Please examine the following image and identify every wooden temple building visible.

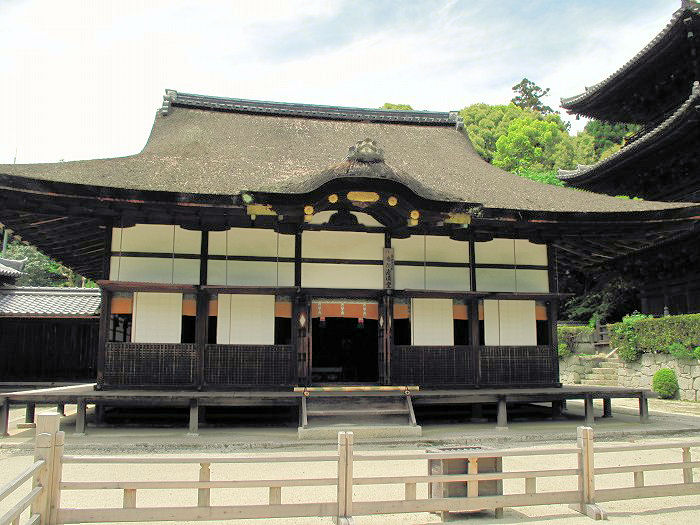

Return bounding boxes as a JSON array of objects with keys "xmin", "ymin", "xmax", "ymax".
[
  {"xmin": 0, "ymin": 89, "xmax": 698, "ymax": 434},
  {"xmin": 559, "ymin": 0, "xmax": 700, "ymax": 315}
]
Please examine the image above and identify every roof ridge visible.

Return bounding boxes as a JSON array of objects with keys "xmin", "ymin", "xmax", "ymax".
[
  {"xmin": 162, "ymin": 90, "xmax": 463, "ymax": 127},
  {"xmin": 561, "ymin": 2, "xmax": 699, "ymax": 110},
  {"xmin": 558, "ymin": 81, "xmax": 700, "ymax": 182},
  {"xmin": 0, "ymin": 286, "xmax": 101, "ymax": 293}
]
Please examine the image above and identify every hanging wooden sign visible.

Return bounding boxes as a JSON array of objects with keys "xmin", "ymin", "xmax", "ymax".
[{"xmin": 383, "ymin": 247, "xmax": 395, "ymax": 290}]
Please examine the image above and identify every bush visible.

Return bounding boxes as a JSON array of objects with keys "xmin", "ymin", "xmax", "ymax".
[
  {"xmin": 557, "ymin": 325, "xmax": 594, "ymax": 358},
  {"xmin": 694, "ymin": 347, "xmax": 700, "ymax": 360},
  {"xmin": 609, "ymin": 313, "xmax": 700, "ymax": 362},
  {"xmin": 652, "ymin": 368, "xmax": 679, "ymax": 399},
  {"xmin": 558, "ymin": 342, "xmax": 571, "ymax": 358},
  {"xmin": 668, "ymin": 342, "xmax": 694, "ymax": 360}
]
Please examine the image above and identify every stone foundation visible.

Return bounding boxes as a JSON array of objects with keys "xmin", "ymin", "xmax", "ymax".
[{"xmin": 616, "ymin": 354, "xmax": 700, "ymax": 401}]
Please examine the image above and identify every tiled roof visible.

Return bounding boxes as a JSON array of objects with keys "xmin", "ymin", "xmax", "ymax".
[
  {"xmin": 0, "ymin": 286, "xmax": 101, "ymax": 317},
  {"xmin": 557, "ymin": 82, "xmax": 700, "ymax": 191},
  {"xmin": 561, "ymin": 2, "xmax": 700, "ymax": 113},
  {"xmin": 0, "ymin": 262, "xmax": 22, "ymax": 278}
]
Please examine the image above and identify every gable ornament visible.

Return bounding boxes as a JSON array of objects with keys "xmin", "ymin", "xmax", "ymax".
[{"xmin": 347, "ymin": 138, "xmax": 384, "ymax": 163}]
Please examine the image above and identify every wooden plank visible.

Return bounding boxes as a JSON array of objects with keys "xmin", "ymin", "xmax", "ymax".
[
  {"xmin": 467, "ymin": 458, "xmax": 479, "ymax": 498},
  {"xmin": 0, "ymin": 461, "xmax": 45, "ymax": 502},
  {"xmin": 594, "ymin": 441, "xmax": 700, "ymax": 453},
  {"xmin": 525, "ymin": 477, "xmax": 537, "ymax": 495},
  {"xmin": 633, "ymin": 471, "xmax": 644, "ymax": 488},
  {"xmin": 596, "ymin": 460, "xmax": 700, "ymax": 475},
  {"xmin": 404, "ymin": 482, "xmax": 416, "ymax": 501},
  {"xmin": 595, "ymin": 482, "xmax": 700, "ymax": 502},
  {"xmin": 355, "ymin": 446, "xmax": 580, "ymax": 461},
  {"xmin": 62, "ymin": 454, "xmax": 339, "ymax": 464},
  {"xmin": 352, "ymin": 490, "xmax": 581, "ymax": 515},
  {"xmin": 198, "ymin": 463, "xmax": 210, "ymax": 507},
  {"xmin": 57, "ymin": 501, "xmax": 339, "ymax": 523},
  {"xmin": 61, "ymin": 478, "xmax": 338, "ymax": 490},
  {"xmin": 0, "ymin": 486, "xmax": 43, "ymax": 525},
  {"xmin": 122, "ymin": 489, "xmax": 136, "ymax": 509},
  {"xmin": 682, "ymin": 447, "xmax": 693, "ymax": 484},
  {"xmin": 269, "ymin": 486, "xmax": 281, "ymax": 505}
]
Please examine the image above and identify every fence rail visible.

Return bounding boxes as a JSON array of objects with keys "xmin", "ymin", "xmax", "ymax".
[{"xmin": 4, "ymin": 412, "xmax": 700, "ymax": 524}]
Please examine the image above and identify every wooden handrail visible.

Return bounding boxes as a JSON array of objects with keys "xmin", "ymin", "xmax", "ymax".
[
  {"xmin": 354, "ymin": 446, "xmax": 580, "ymax": 461},
  {"xmin": 595, "ymin": 460, "xmax": 700, "ymax": 475},
  {"xmin": 0, "ymin": 486, "xmax": 43, "ymax": 525},
  {"xmin": 594, "ymin": 441, "xmax": 700, "ymax": 453},
  {"xmin": 61, "ymin": 478, "xmax": 338, "ymax": 490},
  {"xmin": 62, "ymin": 454, "xmax": 338, "ymax": 464},
  {"xmin": 0, "ymin": 460, "xmax": 45, "ymax": 502},
  {"xmin": 353, "ymin": 468, "xmax": 580, "ymax": 486}
]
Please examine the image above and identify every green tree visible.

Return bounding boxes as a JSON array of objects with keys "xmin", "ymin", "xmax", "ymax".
[
  {"xmin": 381, "ymin": 103, "xmax": 413, "ymax": 110},
  {"xmin": 493, "ymin": 117, "xmax": 565, "ymax": 171},
  {"xmin": 510, "ymin": 78, "xmax": 554, "ymax": 115},
  {"xmin": 583, "ymin": 120, "xmax": 641, "ymax": 154},
  {"xmin": 2, "ymin": 240, "xmax": 92, "ymax": 287}
]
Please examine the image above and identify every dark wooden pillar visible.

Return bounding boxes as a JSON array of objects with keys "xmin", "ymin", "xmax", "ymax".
[
  {"xmin": 293, "ymin": 294, "xmax": 311, "ymax": 386},
  {"xmin": 75, "ymin": 398, "xmax": 87, "ymax": 435},
  {"xmin": 196, "ymin": 231, "xmax": 209, "ymax": 390},
  {"xmin": 496, "ymin": 397, "xmax": 508, "ymax": 429},
  {"xmin": 294, "ymin": 231, "xmax": 302, "ymax": 287},
  {"xmin": 468, "ymin": 299, "xmax": 480, "ymax": 386},
  {"xmin": 639, "ymin": 392, "xmax": 649, "ymax": 423},
  {"xmin": 547, "ymin": 244, "xmax": 560, "ymax": 387},
  {"xmin": 584, "ymin": 395, "xmax": 594, "ymax": 426},
  {"xmin": 25, "ymin": 403, "xmax": 35, "ymax": 424},
  {"xmin": 602, "ymin": 398, "xmax": 612, "ymax": 418},
  {"xmin": 379, "ymin": 293, "xmax": 393, "ymax": 385},
  {"xmin": 188, "ymin": 398, "xmax": 199, "ymax": 435},
  {"xmin": 96, "ymin": 288, "xmax": 112, "ymax": 390},
  {"xmin": 0, "ymin": 397, "xmax": 9, "ymax": 436}
]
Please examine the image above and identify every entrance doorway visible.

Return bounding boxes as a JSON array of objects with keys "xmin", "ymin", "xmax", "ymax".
[{"xmin": 310, "ymin": 301, "xmax": 379, "ymax": 383}]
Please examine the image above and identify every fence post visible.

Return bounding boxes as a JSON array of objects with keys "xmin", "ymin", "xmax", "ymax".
[
  {"xmin": 569, "ymin": 426, "xmax": 606, "ymax": 520},
  {"xmin": 198, "ymin": 462, "xmax": 211, "ymax": 507},
  {"xmin": 336, "ymin": 431, "xmax": 354, "ymax": 525},
  {"xmin": 31, "ymin": 412, "xmax": 62, "ymax": 525}
]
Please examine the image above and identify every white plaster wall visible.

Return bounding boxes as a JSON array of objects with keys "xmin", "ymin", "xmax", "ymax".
[
  {"xmin": 109, "ymin": 257, "xmax": 199, "ymax": 284},
  {"xmin": 301, "ymin": 263, "xmax": 382, "ymax": 289},
  {"xmin": 111, "ymin": 225, "xmax": 201, "ymax": 254},
  {"xmin": 394, "ymin": 266, "xmax": 425, "ymax": 289},
  {"xmin": 426, "ymin": 266, "xmax": 470, "ymax": 291},
  {"xmin": 411, "ymin": 298, "xmax": 454, "ymax": 345},
  {"xmin": 392, "ymin": 236, "xmax": 425, "ymax": 262},
  {"xmin": 217, "ymin": 294, "xmax": 274, "ymax": 344},
  {"xmin": 515, "ymin": 240, "xmax": 547, "ymax": 265},
  {"xmin": 475, "ymin": 239, "xmax": 516, "ymax": 264},
  {"xmin": 393, "ymin": 235, "xmax": 469, "ymax": 263},
  {"xmin": 207, "ymin": 260, "xmax": 293, "ymax": 286},
  {"xmin": 302, "ymin": 231, "xmax": 383, "ymax": 260},
  {"xmin": 132, "ymin": 292, "xmax": 182, "ymax": 343},
  {"xmin": 209, "ymin": 228, "xmax": 294, "ymax": 257},
  {"xmin": 308, "ymin": 211, "xmax": 382, "ymax": 227},
  {"xmin": 515, "ymin": 269, "xmax": 549, "ymax": 293},
  {"xmin": 476, "ymin": 268, "xmax": 516, "ymax": 292}
]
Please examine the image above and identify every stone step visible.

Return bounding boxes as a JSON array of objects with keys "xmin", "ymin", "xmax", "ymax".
[
  {"xmin": 585, "ymin": 372, "xmax": 618, "ymax": 381},
  {"xmin": 594, "ymin": 366, "xmax": 619, "ymax": 373},
  {"xmin": 579, "ymin": 379, "xmax": 618, "ymax": 387}
]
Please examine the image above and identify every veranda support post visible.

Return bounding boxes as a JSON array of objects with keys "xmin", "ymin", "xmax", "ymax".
[{"xmin": 570, "ymin": 426, "xmax": 607, "ymax": 520}]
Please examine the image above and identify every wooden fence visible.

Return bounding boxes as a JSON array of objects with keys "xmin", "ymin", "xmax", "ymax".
[{"xmin": 2, "ymin": 413, "xmax": 699, "ymax": 524}]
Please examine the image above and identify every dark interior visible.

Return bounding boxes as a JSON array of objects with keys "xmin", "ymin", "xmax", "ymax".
[{"xmin": 311, "ymin": 317, "xmax": 378, "ymax": 383}]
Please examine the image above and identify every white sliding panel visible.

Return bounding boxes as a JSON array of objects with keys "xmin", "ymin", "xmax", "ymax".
[
  {"xmin": 483, "ymin": 299, "xmax": 501, "ymax": 346},
  {"xmin": 411, "ymin": 298, "xmax": 453, "ymax": 346},
  {"xmin": 476, "ymin": 268, "xmax": 516, "ymax": 292},
  {"xmin": 499, "ymin": 300, "xmax": 537, "ymax": 345},
  {"xmin": 209, "ymin": 228, "xmax": 294, "ymax": 257},
  {"xmin": 515, "ymin": 269, "xmax": 549, "ymax": 293},
  {"xmin": 475, "ymin": 239, "xmax": 515, "ymax": 264},
  {"xmin": 514, "ymin": 240, "xmax": 547, "ymax": 265},
  {"xmin": 132, "ymin": 292, "xmax": 182, "ymax": 343},
  {"xmin": 482, "ymin": 299, "xmax": 537, "ymax": 346},
  {"xmin": 217, "ymin": 294, "xmax": 274, "ymax": 345},
  {"xmin": 301, "ymin": 264, "xmax": 382, "ymax": 289}
]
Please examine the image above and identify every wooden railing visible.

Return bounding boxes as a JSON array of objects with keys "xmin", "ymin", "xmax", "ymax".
[
  {"xmin": 11, "ymin": 413, "xmax": 700, "ymax": 524},
  {"xmin": 104, "ymin": 342, "xmax": 198, "ymax": 387},
  {"xmin": 0, "ymin": 416, "xmax": 63, "ymax": 525},
  {"xmin": 204, "ymin": 344, "xmax": 296, "ymax": 387}
]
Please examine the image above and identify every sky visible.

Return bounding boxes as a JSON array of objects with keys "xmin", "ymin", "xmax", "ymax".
[{"xmin": 0, "ymin": 0, "xmax": 677, "ymax": 164}]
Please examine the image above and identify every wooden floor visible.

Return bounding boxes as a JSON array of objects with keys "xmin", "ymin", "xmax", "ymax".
[{"xmin": 0, "ymin": 384, "xmax": 651, "ymax": 436}]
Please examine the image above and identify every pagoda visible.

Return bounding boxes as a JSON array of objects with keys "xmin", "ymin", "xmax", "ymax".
[{"xmin": 559, "ymin": 0, "xmax": 700, "ymax": 315}]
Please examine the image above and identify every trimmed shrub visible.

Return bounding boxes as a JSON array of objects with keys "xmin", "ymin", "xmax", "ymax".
[
  {"xmin": 609, "ymin": 313, "xmax": 700, "ymax": 362},
  {"xmin": 557, "ymin": 325, "xmax": 594, "ymax": 358},
  {"xmin": 668, "ymin": 342, "xmax": 694, "ymax": 360},
  {"xmin": 694, "ymin": 347, "xmax": 700, "ymax": 360},
  {"xmin": 557, "ymin": 342, "xmax": 571, "ymax": 358},
  {"xmin": 652, "ymin": 368, "xmax": 679, "ymax": 399}
]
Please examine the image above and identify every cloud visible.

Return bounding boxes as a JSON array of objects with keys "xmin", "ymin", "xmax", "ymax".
[{"xmin": 0, "ymin": 0, "xmax": 678, "ymax": 162}]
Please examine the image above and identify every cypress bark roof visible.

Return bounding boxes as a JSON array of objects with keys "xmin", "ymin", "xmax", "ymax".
[
  {"xmin": 557, "ymin": 82, "xmax": 700, "ymax": 200},
  {"xmin": 561, "ymin": 1, "xmax": 700, "ymax": 123},
  {"xmin": 0, "ymin": 90, "xmax": 694, "ymax": 214}
]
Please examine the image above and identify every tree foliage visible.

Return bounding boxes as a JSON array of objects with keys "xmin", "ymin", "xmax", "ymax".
[
  {"xmin": 381, "ymin": 102, "xmax": 413, "ymax": 110},
  {"xmin": 510, "ymin": 78, "xmax": 554, "ymax": 115},
  {"xmin": 583, "ymin": 120, "xmax": 640, "ymax": 155},
  {"xmin": 2, "ymin": 240, "xmax": 94, "ymax": 287}
]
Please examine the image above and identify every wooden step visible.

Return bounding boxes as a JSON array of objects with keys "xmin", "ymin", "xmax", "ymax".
[{"xmin": 307, "ymin": 408, "xmax": 408, "ymax": 417}]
